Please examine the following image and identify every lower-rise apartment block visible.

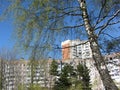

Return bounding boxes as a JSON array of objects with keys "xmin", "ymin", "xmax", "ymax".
[
  {"xmin": 105, "ymin": 53, "xmax": 120, "ymax": 88},
  {"xmin": 0, "ymin": 59, "xmax": 52, "ymax": 90}
]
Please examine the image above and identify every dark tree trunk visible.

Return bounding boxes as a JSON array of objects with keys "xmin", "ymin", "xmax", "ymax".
[{"xmin": 78, "ymin": 0, "xmax": 119, "ymax": 90}]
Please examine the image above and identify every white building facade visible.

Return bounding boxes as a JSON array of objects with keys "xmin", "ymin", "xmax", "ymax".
[{"xmin": 105, "ymin": 53, "xmax": 120, "ymax": 88}]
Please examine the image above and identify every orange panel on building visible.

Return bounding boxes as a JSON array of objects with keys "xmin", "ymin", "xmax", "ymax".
[{"xmin": 62, "ymin": 43, "xmax": 70, "ymax": 61}]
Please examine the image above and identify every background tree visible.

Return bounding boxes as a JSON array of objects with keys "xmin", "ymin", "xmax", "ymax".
[
  {"xmin": 49, "ymin": 59, "xmax": 58, "ymax": 89},
  {"xmin": 50, "ymin": 60, "xmax": 58, "ymax": 76},
  {"xmin": 18, "ymin": 84, "xmax": 27, "ymax": 90},
  {"xmin": 106, "ymin": 37, "xmax": 120, "ymax": 53},
  {"xmin": 53, "ymin": 63, "xmax": 91, "ymax": 90},
  {"xmin": 76, "ymin": 63, "xmax": 91, "ymax": 90},
  {"xmin": 54, "ymin": 64, "xmax": 73, "ymax": 90},
  {"xmin": 99, "ymin": 36, "xmax": 120, "ymax": 54},
  {"xmin": 28, "ymin": 84, "xmax": 48, "ymax": 90},
  {"xmin": 2, "ymin": 0, "xmax": 120, "ymax": 89}
]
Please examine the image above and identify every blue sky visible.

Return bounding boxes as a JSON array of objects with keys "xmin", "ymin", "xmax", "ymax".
[
  {"xmin": 0, "ymin": 18, "xmax": 119, "ymax": 51},
  {"xmin": 0, "ymin": 19, "xmax": 14, "ymax": 49},
  {"xmin": 0, "ymin": 0, "xmax": 14, "ymax": 49}
]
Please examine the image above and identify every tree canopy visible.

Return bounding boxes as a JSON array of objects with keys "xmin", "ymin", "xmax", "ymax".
[
  {"xmin": 50, "ymin": 60, "xmax": 58, "ymax": 76},
  {"xmin": 3, "ymin": 0, "xmax": 119, "ymax": 58},
  {"xmin": 2, "ymin": 0, "xmax": 120, "ymax": 89}
]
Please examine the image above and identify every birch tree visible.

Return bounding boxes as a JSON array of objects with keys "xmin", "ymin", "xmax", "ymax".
[
  {"xmin": 2, "ymin": 0, "xmax": 120, "ymax": 90},
  {"xmin": 78, "ymin": 0, "xmax": 119, "ymax": 90}
]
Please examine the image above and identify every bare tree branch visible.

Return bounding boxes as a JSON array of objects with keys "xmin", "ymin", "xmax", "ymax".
[
  {"xmin": 96, "ymin": 9, "xmax": 120, "ymax": 36},
  {"xmin": 100, "ymin": 32, "xmax": 115, "ymax": 39},
  {"xmin": 95, "ymin": 0, "xmax": 107, "ymax": 27},
  {"xmin": 108, "ymin": 20, "xmax": 120, "ymax": 25},
  {"xmin": 54, "ymin": 41, "xmax": 89, "ymax": 49},
  {"xmin": 50, "ymin": 24, "xmax": 84, "ymax": 31},
  {"xmin": 49, "ymin": 9, "xmax": 82, "ymax": 20}
]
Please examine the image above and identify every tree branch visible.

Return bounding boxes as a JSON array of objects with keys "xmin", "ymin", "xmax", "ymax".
[
  {"xmin": 95, "ymin": 0, "xmax": 107, "ymax": 27},
  {"xmin": 50, "ymin": 24, "xmax": 84, "ymax": 31},
  {"xmin": 54, "ymin": 41, "xmax": 89, "ymax": 49},
  {"xmin": 49, "ymin": 9, "xmax": 82, "ymax": 20},
  {"xmin": 108, "ymin": 20, "xmax": 120, "ymax": 25},
  {"xmin": 100, "ymin": 32, "xmax": 115, "ymax": 39},
  {"xmin": 96, "ymin": 9, "xmax": 120, "ymax": 36}
]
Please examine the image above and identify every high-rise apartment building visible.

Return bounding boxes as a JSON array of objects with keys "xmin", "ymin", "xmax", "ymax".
[{"xmin": 61, "ymin": 39, "xmax": 92, "ymax": 61}]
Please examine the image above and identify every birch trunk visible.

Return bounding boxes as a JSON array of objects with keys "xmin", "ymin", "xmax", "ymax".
[{"xmin": 78, "ymin": 0, "xmax": 119, "ymax": 90}]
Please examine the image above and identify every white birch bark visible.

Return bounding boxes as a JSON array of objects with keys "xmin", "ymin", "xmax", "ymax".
[{"xmin": 78, "ymin": 0, "xmax": 119, "ymax": 90}]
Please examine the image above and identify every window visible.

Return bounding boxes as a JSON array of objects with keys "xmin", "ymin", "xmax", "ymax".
[
  {"xmin": 115, "ymin": 73, "xmax": 119, "ymax": 76},
  {"xmin": 110, "ymin": 57, "xmax": 113, "ymax": 60},
  {"xmin": 86, "ymin": 52, "xmax": 90, "ymax": 56}
]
